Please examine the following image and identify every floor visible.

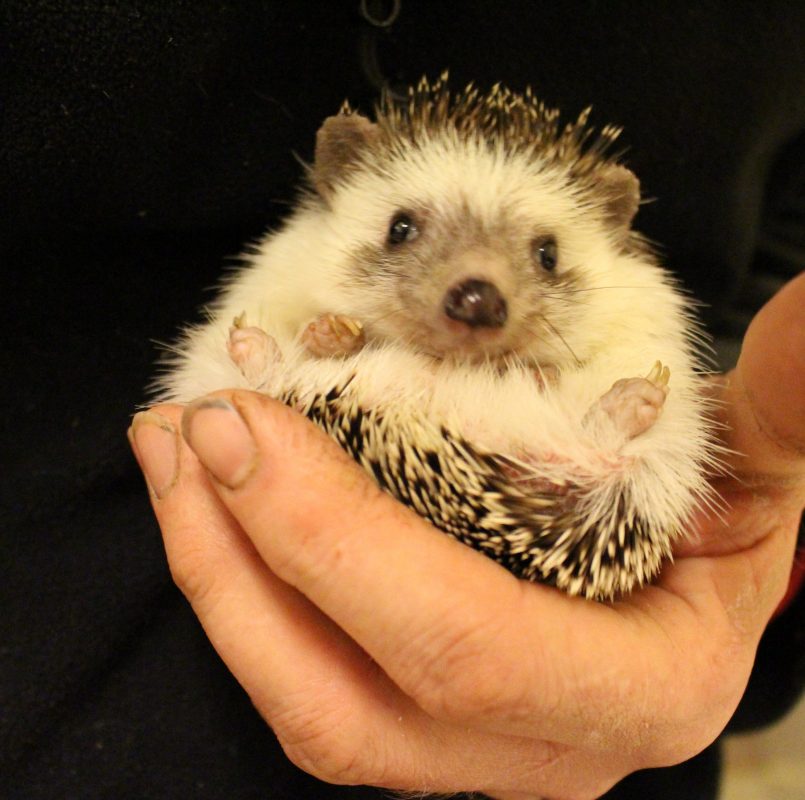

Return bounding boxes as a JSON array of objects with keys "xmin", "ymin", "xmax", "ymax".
[{"xmin": 721, "ymin": 695, "xmax": 805, "ymax": 799}]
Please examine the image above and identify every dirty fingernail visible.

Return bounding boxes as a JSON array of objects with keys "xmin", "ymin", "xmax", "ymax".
[
  {"xmin": 130, "ymin": 411, "xmax": 179, "ymax": 499},
  {"xmin": 182, "ymin": 397, "xmax": 257, "ymax": 489}
]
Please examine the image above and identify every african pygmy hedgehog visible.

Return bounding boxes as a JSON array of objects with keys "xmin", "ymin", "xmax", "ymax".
[{"xmin": 156, "ymin": 74, "xmax": 720, "ymax": 600}]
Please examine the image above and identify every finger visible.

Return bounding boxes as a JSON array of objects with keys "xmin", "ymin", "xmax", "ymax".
[
  {"xmin": 129, "ymin": 407, "xmax": 588, "ymax": 794},
  {"xmin": 130, "ymin": 407, "xmax": 381, "ymax": 714},
  {"xmin": 178, "ymin": 391, "xmax": 715, "ymax": 752},
  {"xmin": 660, "ymin": 276, "xmax": 805, "ymax": 696},
  {"xmin": 675, "ymin": 274, "xmax": 805, "ymax": 583},
  {"xmin": 719, "ymin": 272, "xmax": 805, "ymax": 490},
  {"xmin": 128, "ymin": 408, "xmax": 640, "ymax": 796}
]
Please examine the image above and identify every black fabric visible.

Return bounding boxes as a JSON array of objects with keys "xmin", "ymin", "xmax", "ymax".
[{"xmin": 2, "ymin": 3, "xmax": 804, "ymax": 799}]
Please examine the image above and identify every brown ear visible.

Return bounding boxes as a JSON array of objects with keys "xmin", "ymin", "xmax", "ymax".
[
  {"xmin": 597, "ymin": 164, "xmax": 641, "ymax": 234},
  {"xmin": 312, "ymin": 113, "xmax": 379, "ymax": 201}
]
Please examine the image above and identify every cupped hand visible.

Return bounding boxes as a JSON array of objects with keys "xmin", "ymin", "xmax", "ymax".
[{"xmin": 129, "ymin": 274, "xmax": 805, "ymax": 800}]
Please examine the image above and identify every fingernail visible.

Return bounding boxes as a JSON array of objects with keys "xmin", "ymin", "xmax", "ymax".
[
  {"xmin": 182, "ymin": 397, "xmax": 257, "ymax": 489},
  {"xmin": 130, "ymin": 411, "xmax": 179, "ymax": 499}
]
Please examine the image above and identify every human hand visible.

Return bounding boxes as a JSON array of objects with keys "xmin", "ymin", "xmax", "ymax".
[{"xmin": 129, "ymin": 274, "xmax": 805, "ymax": 799}]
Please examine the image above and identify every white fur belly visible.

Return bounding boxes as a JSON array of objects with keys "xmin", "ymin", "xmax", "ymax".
[{"xmin": 155, "ymin": 304, "xmax": 717, "ymax": 600}]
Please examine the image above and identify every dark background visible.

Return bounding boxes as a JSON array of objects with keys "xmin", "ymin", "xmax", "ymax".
[{"xmin": 2, "ymin": 3, "xmax": 804, "ymax": 799}]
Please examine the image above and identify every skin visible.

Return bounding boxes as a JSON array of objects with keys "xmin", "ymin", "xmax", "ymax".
[{"xmin": 129, "ymin": 273, "xmax": 805, "ymax": 800}]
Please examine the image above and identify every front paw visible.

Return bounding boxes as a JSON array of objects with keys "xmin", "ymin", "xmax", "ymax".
[
  {"xmin": 301, "ymin": 313, "xmax": 365, "ymax": 358},
  {"xmin": 590, "ymin": 361, "xmax": 671, "ymax": 440},
  {"xmin": 227, "ymin": 313, "xmax": 281, "ymax": 388}
]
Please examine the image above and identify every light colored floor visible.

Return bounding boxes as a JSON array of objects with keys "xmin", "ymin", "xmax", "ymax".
[{"xmin": 720, "ymin": 695, "xmax": 805, "ymax": 799}]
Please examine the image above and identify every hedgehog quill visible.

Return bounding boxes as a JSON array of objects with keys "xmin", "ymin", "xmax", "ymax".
[{"xmin": 156, "ymin": 75, "xmax": 721, "ymax": 601}]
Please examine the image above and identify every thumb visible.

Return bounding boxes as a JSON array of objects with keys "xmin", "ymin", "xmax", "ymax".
[{"xmin": 720, "ymin": 272, "xmax": 805, "ymax": 493}]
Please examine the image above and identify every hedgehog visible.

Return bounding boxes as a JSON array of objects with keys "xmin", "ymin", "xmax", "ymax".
[{"xmin": 155, "ymin": 74, "xmax": 720, "ymax": 601}]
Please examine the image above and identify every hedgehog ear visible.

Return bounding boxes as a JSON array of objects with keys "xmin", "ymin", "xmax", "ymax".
[
  {"xmin": 312, "ymin": 113, "xmax": 379, "ymax": 202},
  {"xmin": 597, "ymin": 164, "xmax": 641, "ymax": 235}
]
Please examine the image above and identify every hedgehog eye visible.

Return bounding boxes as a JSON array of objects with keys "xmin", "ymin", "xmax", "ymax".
[
  {"xmin": 532, "ymin": 236, "xmax": 558, "ymax": 271},
  {"xmin": 388, "ymin": 213, "xmax": 419, "ymax": 245}
]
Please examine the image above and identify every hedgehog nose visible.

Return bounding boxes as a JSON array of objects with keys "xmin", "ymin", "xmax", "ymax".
[{"xmin": 443, "ymin": 279, "xmax": 508, "ymax": 328}]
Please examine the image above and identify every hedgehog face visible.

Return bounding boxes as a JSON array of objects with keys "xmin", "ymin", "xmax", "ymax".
[
  {"xmin": 321, "ymin": 135, "xmax": 634, "ymax": 370},
  {"xmin": 310, "ymin": 83, "xmax": 644, "ymax": 370}
]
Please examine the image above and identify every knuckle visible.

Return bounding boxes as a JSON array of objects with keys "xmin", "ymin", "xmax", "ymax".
[
  {"xmin": 623, "ymin": 646, "xmax": 741, "ymax": 767},
  {"xmin": 280, "ymin": 737, "xmax": 365, "ymax": 786},
  {"xmin": 655, "ymin": 739, "xmax": 709, "ymax": 768},
  {"xmin": 165, "ymin": 527, "xmax": 220, "ymax": 607},
  {"xmin": 517, "ymin": 750, "xmax": 630, "ymax": 800},
  {"xmin": 689, "ymin": 603, "xmax": 754, "ymax": 712},
  {"xmin": 404, "ymin": 612, "xmax": 526, "ymax": 724},
  {"xmin": 273, "ymin": 700, "xmax": 386, "ymax": 786},
  {"xmin": 634, "ymin": 729, "xmax": 712, "ymax": 770}
]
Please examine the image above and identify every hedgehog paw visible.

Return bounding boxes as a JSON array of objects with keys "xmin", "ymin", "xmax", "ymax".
[
  {"xmin": 302, "ymin": 313, "xmax": 365, "ymax": 358},
  {"xmin": 227, "ymin": 313, "xmax": 281, "ymax": 388},
  {"xmin": 592, "ymin": 362, "xmax": 670, "ymax": 439}
]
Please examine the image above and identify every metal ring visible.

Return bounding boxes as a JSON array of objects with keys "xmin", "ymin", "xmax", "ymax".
[{"xmin": 359, "ymin": 0, "xmax": 401, "ymax": 28}]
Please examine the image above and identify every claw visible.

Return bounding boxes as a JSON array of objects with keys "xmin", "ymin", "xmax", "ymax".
[
  {"xmin": 232, "ymin": 311, "xmax": 247, "ymax": 330},
  {"xmin": 302, "ymin": 312, "xmax": 366, "ymax": 358},
  {"xmin": 326, "ymin": 315, "xmax": 362, "ymax": 338},
  {"xmin": 645, "ymin": 360, "xmax": 663, "ymax": 383},
  {"xmin": 645, "ymin": 360, "xmax": 671, "ymax": 388},
  {"xmin": 341, "ymin": 317, "xmax": 363, "ymax": 337}
]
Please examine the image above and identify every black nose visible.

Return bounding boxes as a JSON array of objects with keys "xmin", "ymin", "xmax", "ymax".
[{"xmin": 443, "ymin": 279, "xmax": 508, "ymax": 328}]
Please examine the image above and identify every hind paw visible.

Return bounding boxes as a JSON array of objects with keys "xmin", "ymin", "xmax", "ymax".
[{"xmin": 227, "ymin": 313, "xmax": 281, "ymax": 388}]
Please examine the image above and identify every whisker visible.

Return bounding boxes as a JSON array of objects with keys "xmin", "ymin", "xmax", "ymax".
[
  {"xmin": 537, "ymin": 293, "xmax": 587, "ymax": 306},
  {"xmin": 362, "ymin": 306, "xmax": 408, "ymax": 327},
  {"xmin": 539, "ymin": 314, "xmax": 583, "ymax": 368},
  {"xmin": 557, "ymin": 284, "xmax": 661, "ymax": 295}
]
